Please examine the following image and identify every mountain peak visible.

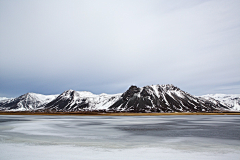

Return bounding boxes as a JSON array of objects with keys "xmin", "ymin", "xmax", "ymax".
[{"xmin": 122, "ymin": 85, "xmax": 141, "ymax": 100}]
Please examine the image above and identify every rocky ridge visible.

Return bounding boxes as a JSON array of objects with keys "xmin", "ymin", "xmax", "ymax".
[{"xmin": 0, "ymin": 84, "xmax": 238, "ymax": 112}]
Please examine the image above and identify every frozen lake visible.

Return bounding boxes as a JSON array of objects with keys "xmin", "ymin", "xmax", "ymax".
[{"xmin": 0, "ymin": 115, "xmax": 240, "ymax": 160}]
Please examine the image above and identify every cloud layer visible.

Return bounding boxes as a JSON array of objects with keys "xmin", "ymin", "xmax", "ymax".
[{"xmin": 0, "ymin": 0, "xmax": 240, "ymax": 97}]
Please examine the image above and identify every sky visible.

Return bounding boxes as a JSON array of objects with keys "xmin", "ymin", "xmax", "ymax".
[{"xmin": 0, "ymin": 0, "xmax": 240, "ymax": 98}]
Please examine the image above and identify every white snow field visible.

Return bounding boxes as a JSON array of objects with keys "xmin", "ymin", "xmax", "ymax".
[
  {"xmin": 201, "ymin": 94, "xmax": 240, "ymax": 111},
  {"xmin": 0, "ymin": 115, "xmax": 240, "ymax": 160}
]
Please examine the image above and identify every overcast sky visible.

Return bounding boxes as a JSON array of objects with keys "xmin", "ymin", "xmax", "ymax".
[{"xmin": 0, "ymin": 0, "xmax": 240, "ymax": 98}]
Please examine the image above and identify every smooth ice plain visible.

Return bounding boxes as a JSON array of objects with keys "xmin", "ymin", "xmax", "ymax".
[{"xmin": 0, "ymin": 115, "xmax": 240, "ymax": 160}]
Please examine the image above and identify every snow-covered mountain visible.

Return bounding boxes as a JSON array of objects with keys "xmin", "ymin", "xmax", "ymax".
[
  {"xmin": 200, "ymin": 94, "xmax": 240, "ymax": 111},
  {"xmin": 109, "ymin": 84, "xmax": 228, "ymax": 112},
  {"xmin": 0, "ymin": 93, "xmax": 58, "ymax": 111},
  {"xmin": 0, "ymin": 84, "xmax": 237, "ymax": 112},
  {"xmin": 43, "ymin": 89, "xmax": 121, "ymax": 112}
]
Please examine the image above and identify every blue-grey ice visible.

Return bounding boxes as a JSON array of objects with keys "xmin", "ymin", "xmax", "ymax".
[{"xmin": 0, "ymin": 115, "xmax": 240, "ymax": 160}]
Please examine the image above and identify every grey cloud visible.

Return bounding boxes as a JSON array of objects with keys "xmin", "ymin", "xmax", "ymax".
[{"xmin": 0, "ymin": 0, "xmax": 239, "ymax": 97}]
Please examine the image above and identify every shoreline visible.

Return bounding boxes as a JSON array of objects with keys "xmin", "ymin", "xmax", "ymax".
[{"xmin": 0, "ymin": 111, "xmax": 240, "ymax": 116}]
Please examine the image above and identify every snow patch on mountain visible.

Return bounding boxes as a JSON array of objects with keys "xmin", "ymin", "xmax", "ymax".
[
  {"xmin": 200, "ymin": 94, "xmax": 240, "ymax": 111},
  {"xmin": 0, "ymin": 93, "xmax": 59, "ymax": 111},
  {"xmin": 0, "ymin": 97, "xmax": 9, "ymax": 101},
  {"xmin": 0, "ymin": 97, "xmax": 13, "ymax": 102}
]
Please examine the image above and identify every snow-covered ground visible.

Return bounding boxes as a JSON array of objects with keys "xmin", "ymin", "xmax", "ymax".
[{"xmin": 0, "ymin": 115, "xmax": 240, "ymax": 160}]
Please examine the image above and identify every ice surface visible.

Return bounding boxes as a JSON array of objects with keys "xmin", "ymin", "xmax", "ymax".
[
  {"xmin": 1, "ymin": 143, "xmax": 239, "ymax": 160},
  {"xmin": 0, "ymin": 115, "xmax": 240, "ymax": 160}
]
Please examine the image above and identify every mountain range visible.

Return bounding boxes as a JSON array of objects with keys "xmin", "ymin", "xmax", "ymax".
[{"xmin": 0, "ymin": 84, "xmax": 239, "ymax": 112}]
